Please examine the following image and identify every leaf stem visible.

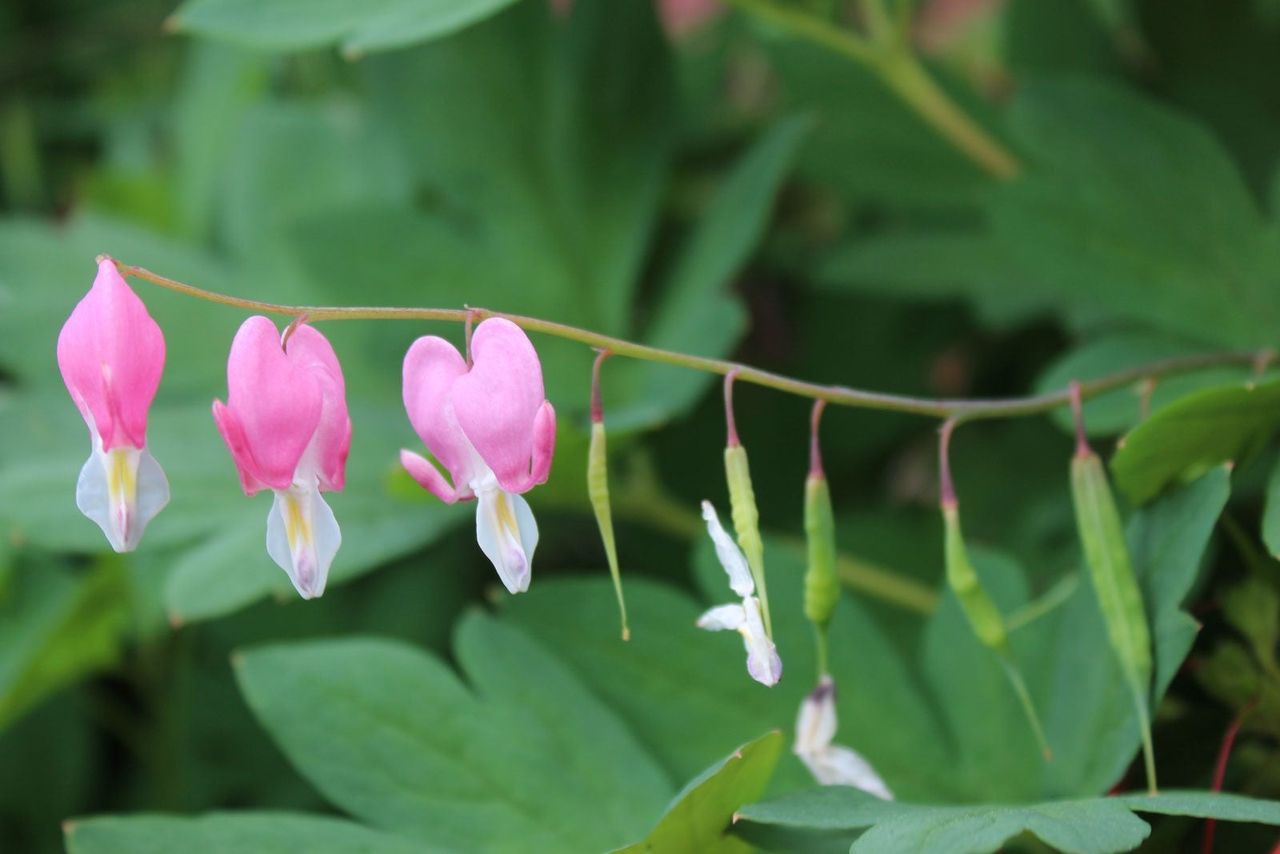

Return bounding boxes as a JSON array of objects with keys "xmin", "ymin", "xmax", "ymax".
[
  {"xmin": 724, "ymin": 0, "xmax": 1020, "ymax": 179},
  {"xmin": 108, "ymin": 257, "xmax": 1262, "ymax": 423}
]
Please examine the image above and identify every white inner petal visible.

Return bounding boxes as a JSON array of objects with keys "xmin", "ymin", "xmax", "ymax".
[
  {"xmin": 475, "ymin": 482, "xmax": 538, "ymax": 594},
  {"xmin": 740, "ymin": 596, "xmax": 782, "ymax": 686},
  {"xmin": 266, "ymin": 482, "xmax": 340, "ymax": 599},
  {"xmin": 75, "ymin": 443, "xmax": 169, "ymax": 553},
  {"xmin": 700, "ymin": 501, "xmax": 754, "ymax": 597}
]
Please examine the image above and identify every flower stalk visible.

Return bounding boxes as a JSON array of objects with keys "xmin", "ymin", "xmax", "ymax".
[{"xmin": 105, "ymin": 256, "xmax": 1262, "ymax": 424}]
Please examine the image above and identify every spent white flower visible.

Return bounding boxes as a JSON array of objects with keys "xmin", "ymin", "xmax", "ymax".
[
  {"xmin": 794, "ymin": 674, "xmax": 892, "ymax": 799},
  {"xmin": 696, "ymin": 500, "xmax": 782, "ymax": 686}
]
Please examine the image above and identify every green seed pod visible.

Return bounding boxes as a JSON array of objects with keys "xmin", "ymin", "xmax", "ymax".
[
  {"xmin": 943, "ymin": 502, "xmax": 1008, "ymax": 652},
  {"xmin": 804, "ymin": 472, "xmax": 839, "ymax": 630},
  {"xmin": 1071, "ymin": 445, "xmax": 1156, "ymax": 792},
  {"xmin": 588, "ymin": 352, "xmax": 628, "ymax": 641},
  {"xmin": 943, "ymin": 498, "xmax": 1051, "ymax": 760},
  {"xmin": 725, "ymin": 443, "xmax": 771, "ymax": 635}
]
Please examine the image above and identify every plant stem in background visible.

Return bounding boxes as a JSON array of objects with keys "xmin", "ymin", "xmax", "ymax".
[{"xmin": 724, "ymin": 0, "xmax": 1020, "ymax": 179}]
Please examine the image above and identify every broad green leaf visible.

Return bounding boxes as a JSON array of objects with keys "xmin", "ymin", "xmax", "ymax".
[
  {"xmin": 503, "ymin": 547, "xmax": 949, "ymax": 800},
  {"xmin": 817, "ymin": 230, "xmax": 1054, "ymax": 329},
  {"xmin": 735, "ymin": 787, "xmax": 1280, "ymax": 854},
  {"xmin": 218, "ymin": 101, "xmax": 412, "ymax": 257},
  {"xmin": 170, "ymin": 42, "xmax": 269, "ymax": 242},
  {"xmin": 1110, "ymin": 379, "xmax": 1280, "ymax": 504},
  {"xmin": 235, "ymin": 615, "xmax": 672, "ymax": 851},
  {"xmin": 0, "ymin": 558, "xmax": 130, "ymax": 729},
  {"xmin": 1035, "ymin": 333, "xmax": 1253, "ymax": 437},
  {"xmin": 65, "ymin": 812, "xmax": 428, "ymax": 854},
  {"xmin": 615, "ymin": 731, "xmax": 783, "ymax": 854},
  {"xmin": 1128, "ymin": 467, "xmax": 1231, "ymax": 703},
  {"xmin": 610, "ymin": 116, "xmax": 810, "ymax": 431},
  {"xmin": 171, "ymin": 0, "xmax": 520, "ymax": 55},
  {"xmin": 1263, "ymin": 456, "xmax": 1280, "ymax": 558},
  {"xmin": 767, "ymin": 38, "xmax": 993, "ymax": 208},
  {"xmin": 989, "ymin": 78, "xmax": 1280, "ymax": 349}
]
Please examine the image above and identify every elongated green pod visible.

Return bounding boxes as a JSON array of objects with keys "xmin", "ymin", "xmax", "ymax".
[
  {"xmin": 586, "ymin": 351, "xmax": 628, "ymax": 639},
  {"xmin": 725, "ymin": 443, "xmax": 771, "ymax": 635},
  {"xmin": 588, "ymin": 420, "xmax": 629, "ymax": 640},
  {"xmin": 943, "ymin": 502, "xmax": 1008, "ymax": 652},
  {"xmin": 804, "ymin": 474, "xmax": 839, "ymax": 630},
  {"xmin": 940, "ymin": 420, "xmax": 1050, "ymax": 759},
  {"xmin": 1071, "ymin": 445, "xmax": 1156, "ymax": 792}
]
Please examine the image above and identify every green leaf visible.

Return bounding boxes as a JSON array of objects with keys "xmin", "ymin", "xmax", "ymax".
[
  {"xmin": 989, "ymin": 78, "xmax": 1280, "ymax": 349},
  {"xmin": 0, "ymin": 558, "xmax": 131, "ymax": 729},
  {"xmin": 171, "ymin": 0, "xmax": 521, "ymax": 55},
  {"xmin": 217, "ymin": 101, "xmax": 412, "ymax": 257},
  {"xmin": 503, "ymin": 556, "xmax": 949, "ymax": 800},
  {"xmin": 1262, "ymin": 456, "xmax": 1280, "ymax": 559},
  {"xmin": 611, "ymin": 116, "xmax": 810, "ymax": 430},
  {"xmin": 817, "ymin": 230, "xmax": 1054, "ymax": 330},
  {"xmin": 615, "ymin": 732, "xmax": 783, "ymax": 854},
  {"xmin": 735, "ymin": 788, "xmax": 1280, "ymax": 854},
  {"xmin": 767, "ymin": 39, "xmax": 992, "ymax": 208},
  {"xmin": 235, "ymin": 615, "xmax": 672, "ymax": 851},
  {"xmin": 1128, "ymin": 467, "xmax": 1231, "ymax": 703},
  {"xmin": 1035, "ymin": 332, "xmax": 1253, "ymax": 437},
  {"xmin": 65, "ymin": 812, "xmax": 429, "ymax": 854},
  {"xmin": 1110, "ymin": 379, "xmax": 1280, "ymax": 504}
]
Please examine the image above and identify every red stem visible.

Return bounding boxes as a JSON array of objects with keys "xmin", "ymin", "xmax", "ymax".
[
  {"xmin": 724, "ymin": 370, "xmax": 741, "ymax": 447},
  {"xmin": 590, "ymin": 349, "xmax": 609, "ymax": 424},
  {"xmin": 938, "ymin": 417, "xmax": 958, "ymax": 509},
  {"xmin": 809, "ymin": 399, "xmax": 827, "ymax": 479},
  {"xmin": 1203, "ymin": 698, "xmax": 1258, "ymax": 854},
  {"xmin": 1068, "ymin": 381, "xmax": 1090, "ymax": 458}
]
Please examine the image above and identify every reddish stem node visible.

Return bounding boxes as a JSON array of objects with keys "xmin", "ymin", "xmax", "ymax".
[
  {"xmin": 809, "ymin": 400, "xmax": 827, "ymax": 479},
  {"xmin": 464, "ymin": 309, "xmax": 476, "ymax": 367},
  {"xmin": 1203, "ymin": 698, "xmax": 1259, "ymax": 854},
  {"xmin": 724, "ymin": 369, "xmax": 741, "ymax": 447},
  {"xmin": 590, "ymin": 349, "xmax": 610, "ymax": 424},
  {"xmin": 1068, "ymin": 381, "xmax": 1091, "ymax": 458},
  {"xmin": 280, "ymin": 312, "xmax": 309, "ymax": 352},
  {"xmin": 938, "ymin": 417, "xmax": 958, "ymax": 509}
]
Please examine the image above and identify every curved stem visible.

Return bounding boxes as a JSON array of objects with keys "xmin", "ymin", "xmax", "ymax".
[
  {"xmin": 110, "ymin": 256, "xmax": 1262, "ymax": 423},
  {"xmin": 723, "ymin": 0, "xmax": 1020, "ymax": 179}
]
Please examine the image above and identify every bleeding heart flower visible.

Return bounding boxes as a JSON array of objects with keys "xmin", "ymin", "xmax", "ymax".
[
  {"xmin": 697, "ymin": 500, "xmax": 782, "ymax": 686},
  {"xmin": 212, "ymin": 316, "xmax": 351, "ymax": 599},
  {"xmin": 56, "ymin": 258, "xmax": 170, "ymax": 552},
  {"xmin": 400, "ymin": 318, "xmax": 556, "ymax": 594},
  {"xmin": 794, "ymin": 674, "xmax": 893, "ymax": 799}
]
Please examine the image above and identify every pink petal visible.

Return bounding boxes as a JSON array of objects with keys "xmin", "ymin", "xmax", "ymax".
[
  {"xmin": 212, "ymin": 400, "xmax": 266, "ymax": 494},
  {"xmin": 399, "ymin": 449, "xmax": 465, "ymax": 504},
  {"xmin": 56, "ymin": 259, "xmax": 165, "ymax": 450},
  {"xmin": 402, "ymin": 335, "xmax": 474, "ymax": 492},
  {"xmin": 285, "ymin": 325, "xmax": 351, "ymax": 491},
  {"xmin": 215, "ymin": 316, "xmax": 322, "ymax": 492},
  {"xmin": 452, "ymin": 319, "xmax": 548, "ymax": 494}
]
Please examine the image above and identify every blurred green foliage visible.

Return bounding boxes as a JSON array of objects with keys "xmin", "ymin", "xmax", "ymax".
[{"xmin": 4, "ymin": 0, "xmax": 1280, "ymax": 851}]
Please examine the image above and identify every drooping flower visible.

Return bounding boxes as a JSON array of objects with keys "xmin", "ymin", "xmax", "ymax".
[
  {"xmin": 212, "ymin": 316, "xmax": 351, "ymax": 599},
  {"xmin": 794, "ymin": 674, "xmax": 893, "ymax": 799},
  {"xmin": 400, "ymin": 318, "xmax": 556, "ymax": 594},
  {"xmin": 696, "ymin": 500, "xmax": 782, "ymax": 686},
  {"xmin": 56, "ymin": 257, "xmax": 170, "ymax": 552}
]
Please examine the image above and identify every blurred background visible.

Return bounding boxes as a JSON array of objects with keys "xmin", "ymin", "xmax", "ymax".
[{"xmin": 3, "ymin": 0, "xmax": 1280, "ymax": 851}]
